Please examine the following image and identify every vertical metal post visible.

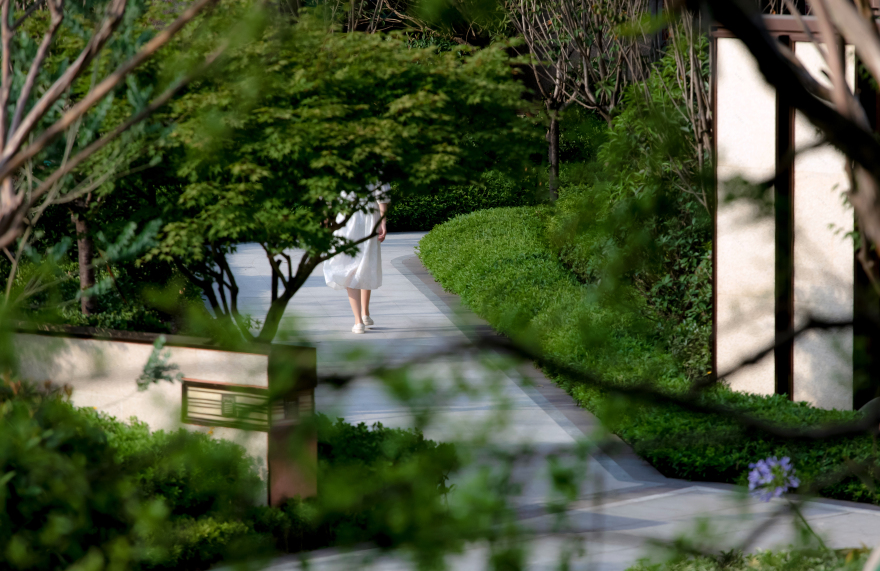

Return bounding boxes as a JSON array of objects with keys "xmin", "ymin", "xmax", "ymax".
[
  {"xmin": 774, "ymin": 35, "xmax": 795, "ymax": 399},
  {"xmin": 267, "ymin": 344, "xmax": 318, "ymax": 505}
]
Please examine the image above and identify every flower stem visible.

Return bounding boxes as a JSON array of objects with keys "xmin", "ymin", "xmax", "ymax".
[{"xmin": 789, "ymin": 500, "xmax": 827, "ymax": 551}]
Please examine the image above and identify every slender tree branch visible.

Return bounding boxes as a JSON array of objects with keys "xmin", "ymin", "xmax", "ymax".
[
  {"xmin": 0, "ymin": 37, "xmax": 228, "ymax": 250},
  {"xmin": 2, "ymin": 0, "xmax": 129, "ymax": 161},
  {"xmin": 0, "ymin": 0, "xmax": 12, "ymax": 149},
  {"xmin": 10, "ymin": 0, "xmax": 64, "ymax": 135}
]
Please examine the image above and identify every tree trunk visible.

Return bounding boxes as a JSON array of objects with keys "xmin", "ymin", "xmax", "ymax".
[
  {"xmin": 648, "ymin": 0, "xmax": 666, "ymax": 63},
  {"xmin": 70, "ymin": 201, "xmax": 97, "ymax": 315},
  {"xmin": 547, "ymin": 112, "xmax": 560, "ymax": 200},
  {"xmin": 257, "ymin": 257, "xmax": 320, "ymax": 343}
]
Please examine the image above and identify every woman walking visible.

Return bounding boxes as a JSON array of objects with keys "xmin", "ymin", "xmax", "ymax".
[{"xmin": 323, "ymin": 183, "xmax": 390, "ymax": 334}]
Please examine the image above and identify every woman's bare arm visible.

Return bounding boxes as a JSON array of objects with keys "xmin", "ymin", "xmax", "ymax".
[{"xmin": 378, "ymin": 202, "xmax": 388, "ymax": 242}]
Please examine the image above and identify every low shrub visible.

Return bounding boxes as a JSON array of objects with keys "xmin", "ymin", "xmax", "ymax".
[
  {"xmin": 314, "ymin": 415, "xmax": 459, "ymax": 553},
  {"xmin": 547, "ymin": 46, "xmax": 713, "ymax": 380},
  {"xmin": 0, "ymin": 376, "xmax": 460, "ymax": 570},
  {"xmin": 420, "ymin": 207, "xmax": 678, "ymax": 389},
  {"xmin": 86, "ymin": 412, "xmax": 264, "ymax": 519},
  {"xmin": 0, "ymin": 381, "xmax": 166, "ymax": 571},
  {"xmin": 419, "ymin": 207, "xmax": 879, "ymax": 505}
]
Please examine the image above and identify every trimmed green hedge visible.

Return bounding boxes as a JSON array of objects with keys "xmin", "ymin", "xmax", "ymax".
[{"xmin": 419, "ymin": 206, "xmax": 879, "ymax": 504}]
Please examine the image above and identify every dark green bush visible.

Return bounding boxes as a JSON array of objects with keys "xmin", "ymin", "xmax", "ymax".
[
  {"xmin": 314, "ymin": 415, "xmax": 459, "ymax": 554},
  {"xmin": 86, "ymin": 413, "xmax": 264, "ymax": 519},
  {"xmin": 4, "ymin": 256, "xmax": 185, "ymax": 334},
  {"xmin": 388, "ymin": 169, "xmax": 542, "ymax": 232},
  {"xmin": 0, "ymin": 381, "xmax": 165, "ymax": 571},
  {"xmin": 140, "ymin": 516, "xmax": 261, "ymax": 571},
  {"xmin": 387, "ymin": 106, "xmax": 607, "ymax": 233},
  {"xmin": 419, "ymin": 206, "xmax": 880, "ymax": 505},
  {"xmin": 0, "ymin": 374, "xmax": 461, "ymax": 570},
  {"xmin": 558, "ymin": 106, "xmax": 608, "ymax": 164},
  {"xmin": 548, "ymin": 46, "xmax": 713, "ymax": 380}
]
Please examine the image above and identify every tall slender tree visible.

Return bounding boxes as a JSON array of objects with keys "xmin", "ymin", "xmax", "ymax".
[{"xmin": 506, "ymin": 0, "xmax": 651, "ymax": 198}]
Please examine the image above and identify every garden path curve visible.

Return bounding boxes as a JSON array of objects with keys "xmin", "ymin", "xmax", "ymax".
[{"xmin": 222, "ymin": 232, "xmax": 880, "ymax": 571}]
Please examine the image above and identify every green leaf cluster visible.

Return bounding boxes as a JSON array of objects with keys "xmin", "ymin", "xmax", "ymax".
[
  {"xmin": 0, "ymin": 380, "xmax": 166, "ymax": 570},
  {"xmin": 547, "ymin": 42, "xmax": 713, "ymax": 379},
  {"xmin": 151, "ymin": 8, "xmax": 537, "ymax": 265}
]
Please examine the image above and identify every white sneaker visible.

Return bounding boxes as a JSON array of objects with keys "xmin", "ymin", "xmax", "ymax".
[
  {"xmin": 351, "ymin": 323, "xmax": 365, "ymax": 334},
  {"xmin": 362, "ymin": 315, "xmax": 374, "ymax": 326}
]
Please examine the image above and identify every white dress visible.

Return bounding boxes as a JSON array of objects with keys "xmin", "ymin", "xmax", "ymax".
[{"xmin": 323, "ymin": 184, "xmax": 390, "ymax": 291}]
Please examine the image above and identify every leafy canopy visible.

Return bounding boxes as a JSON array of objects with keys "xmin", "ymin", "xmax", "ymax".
[{"xmin": 152, "ymin": 9, "xmax": 536, "ymax": 264}]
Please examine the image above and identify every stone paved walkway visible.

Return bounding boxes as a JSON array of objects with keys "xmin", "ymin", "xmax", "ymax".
[{"xmin": 222, "ymin": 233, "xmax": 880, "ymax": 571}]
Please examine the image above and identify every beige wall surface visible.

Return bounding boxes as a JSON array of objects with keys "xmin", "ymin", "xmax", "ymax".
[
  {"xmin": 715, "ymin": 37, "xmax": 856, "ymax": 410},
  {"xmin": 716, "ymin": 37, "xmax": 777, "ymax": 396},
  {"xmin": 13, "ymin": 333, "xmax": 270, "ymax": 495},
  {"xmin": 791, "ymin": 42, "xmax": 855, "ymax": 410}
]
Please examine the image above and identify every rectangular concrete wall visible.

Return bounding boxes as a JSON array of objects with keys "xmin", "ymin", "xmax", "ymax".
[
  {"xmin": 715, "ymin": 36, "xmax": 777, "ymax": 396},
  {"xmin": 13, "ymin": 333, "xmax": 271, "ymax": 494}
]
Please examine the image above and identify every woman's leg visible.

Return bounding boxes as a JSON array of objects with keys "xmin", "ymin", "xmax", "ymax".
[
  {"xmin": 346, "ymin": 288, "xmax": 363, "ymax": 324},
  {"xmin": 361, "ymin": 289, "xmax": 371, "ymax": 316}
]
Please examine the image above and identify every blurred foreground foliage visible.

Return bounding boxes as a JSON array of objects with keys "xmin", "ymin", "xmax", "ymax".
[{"xmin": 0, "ymin": 375, "xmax": 466, "ymax": 570}]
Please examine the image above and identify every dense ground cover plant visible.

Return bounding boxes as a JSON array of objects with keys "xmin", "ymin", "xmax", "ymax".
[
  {"xmin": 419, "ymin": 207, "xmax": 879, "ymax": 505},
  {"xmin": 626, "ymin": 548, "xmax": 869, "ymax": 571}
]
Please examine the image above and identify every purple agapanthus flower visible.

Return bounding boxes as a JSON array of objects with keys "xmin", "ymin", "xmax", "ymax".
[{"xmin": 747, "ymin": 456, "xmax": 801, "ymax": 502}]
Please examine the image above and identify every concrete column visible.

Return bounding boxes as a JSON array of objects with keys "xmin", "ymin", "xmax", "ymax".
[{"xmin": 715, "ymin": 37, "xmax": 778, "ymax": 396}]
